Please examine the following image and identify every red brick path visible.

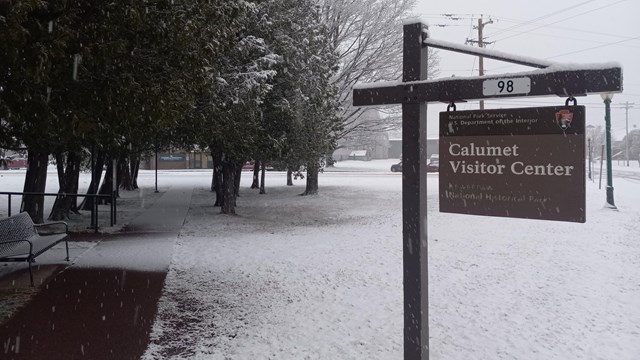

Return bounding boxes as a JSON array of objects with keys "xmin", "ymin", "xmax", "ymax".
[{"xmin": 1, "ymin": 267, "xmax": 166, "ymax": 360}]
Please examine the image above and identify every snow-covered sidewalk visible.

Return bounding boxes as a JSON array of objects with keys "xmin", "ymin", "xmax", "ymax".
[{"xmin": 1, "ymin": 184, "xmax": 196, "ymax": 360}]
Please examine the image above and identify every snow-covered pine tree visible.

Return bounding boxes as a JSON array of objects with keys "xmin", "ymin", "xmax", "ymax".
[
  {"xmin": 256, "ymin": 0, "xmax": 340, "ymax": 195},
  {"xmin": 0, "ymin": 0, "xmax": 74, "ymax": 222},
  {"xmin": 183, "ymin": 0, "xmax": 277, "ymax": 214}
]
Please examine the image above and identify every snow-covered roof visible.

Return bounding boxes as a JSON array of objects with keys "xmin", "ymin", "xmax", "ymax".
[{"xmin": 401, "ymin": 17, "xmax": 430, "ymax": 26}]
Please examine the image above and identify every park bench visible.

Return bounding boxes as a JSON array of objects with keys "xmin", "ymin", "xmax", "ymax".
[{"xmin": 0, "ymin": 212, "xmax": 69, "ymax": 286}]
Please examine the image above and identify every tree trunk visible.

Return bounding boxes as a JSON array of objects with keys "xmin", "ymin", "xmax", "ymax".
[
  {"xmin": 234, "ymin": 163, "xmax": 242, "ymax": 198},
  {"xmin": 302, "ymin": 162, "xmax": 319, "ymax": 195},
  {"xmin": 49, "ymin": 151, "xmax": 82, "ymax": 220},
  {"xmin": 48, "ymin": 152, "xmax": 68, "ymax": 221},
  {"xmin": 118, "ymin": 154, "xmax": 135, "ymax": 191},
  {"xmin": 20, "ymin": 150, "xmax": 49, "ymax": 223},
  {"xmin": 251, "ymin": 162, "xmax": 259, "ymax": 189},
  {"xmin": 220, "ymin": 161, "xmax": 237, "ymax": 214},
  {"xmin": 287, "ymin": 169, "xmax": 294, "ymax": 186},
  {"xmin": 97, "ymin": 161, "xmax": 114, "ymax": 204},
  {"xmin": 80, "ymin": 149, "xmax": 104, "ymax": 211},
  {"xmin": 67, "ymin": 151, "xmax": 82, "ymax": 214},
  {"xmin": 212, "ymin": 151, "xmax": 223, "ymax": 207},
  {"xmin": 55, "ymin": 152, "xmax": 65, "ymax": 188},
  {"xmin": 211, "ymin": 166, "xmax": 216, "ymax": 192},
  {"xmin": 130, "ymin": 156, "xmax": 140, "ymax": 189},
  {"xmin": 214, "ymin": 166, "xmax": 223, "ymax": 207},
  {"xmin": 259, "ymin": 161, "xmax": 266, "ymax": 194}
]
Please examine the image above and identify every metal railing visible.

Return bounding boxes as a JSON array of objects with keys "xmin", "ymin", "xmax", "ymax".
[{"xmin": 0, "ymin": 191, "xmax": 117, "ymax": 233}]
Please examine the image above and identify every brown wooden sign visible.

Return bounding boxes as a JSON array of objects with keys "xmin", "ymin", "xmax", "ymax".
[{"xmin": 439, "ymin": 106, "xmax": 586, "ymax": 223}]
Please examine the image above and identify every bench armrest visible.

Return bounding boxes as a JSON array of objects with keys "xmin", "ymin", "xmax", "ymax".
[{"xmin": 34, "ymin": 221, "xmax": 68, "ymax": 235}]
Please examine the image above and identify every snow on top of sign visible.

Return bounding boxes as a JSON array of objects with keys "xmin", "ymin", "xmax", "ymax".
[
  {"xmin": 353, "ymin": 80, "xmax": 401, "ymax": 90},
  {"xmin": 352, "ymin": 62, "xmax": 622, "ymax": 90},
  {"xmin": 401, "ymin": 16, "xmax": 430, "ymax": 26},
  {"xmin": 428, "ymin": 61, "xmax": 623, "ymax": 83},
  {"xmin": 424, "ymin": 38, "xmax": 556, "ymax": 68},
  {"xmin": 537, "ymin": 61, "xmax": 623, "ymax": 71}
]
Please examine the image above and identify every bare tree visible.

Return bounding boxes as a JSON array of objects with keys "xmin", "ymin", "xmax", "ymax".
[{"xmin": 320, "ymin": 0, "xmax": 440, "ymax": 139}]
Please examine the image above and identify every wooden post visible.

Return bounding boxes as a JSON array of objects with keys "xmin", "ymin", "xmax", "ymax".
[{"xmin": 402, "ymin": 22, "xmax": 430, "ymax": 360}]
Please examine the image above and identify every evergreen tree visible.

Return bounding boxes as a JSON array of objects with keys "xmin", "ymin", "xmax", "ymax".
[
  {"xmin": 0, "ymin": 0, "xmax": 73, "ymax": 222},
  {"xmin": 261, "ymin": 0, "xmax": 340, "ymax": 195},
  {"xmin": 183, "ymin": 0, "xmax": 276, "ymax": 214}
]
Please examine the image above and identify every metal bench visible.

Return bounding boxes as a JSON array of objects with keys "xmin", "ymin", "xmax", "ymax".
[{"xmin": 0, "ymin": 212, "xmax": 70, "ymax": 286}]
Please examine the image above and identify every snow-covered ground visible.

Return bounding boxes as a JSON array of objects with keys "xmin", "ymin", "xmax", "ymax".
[
  {"xmin": 145, "ymin": 160, "xmax": 639, "ymax": 360},
  {"xmin": 1, "ymin": 160, "xmax": 639, "ymax": 359}
]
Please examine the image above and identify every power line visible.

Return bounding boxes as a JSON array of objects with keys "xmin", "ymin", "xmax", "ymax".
[
  {"xmin": 420, "ymin": 9, "xmax": 636, "ymax": 43},
  {"xmin": 493, "ymin": 17, "xmax": 640, "ymax": 42},
  {"xmin": 490, "ymin": 0, "xmax": 630, "ymax": 43},
  {"xmin": 548, "ymin": 36, "xmax": 640, "ymax": 59},
  {"xmin": 484, "ymin": 26, "xmax": 640, "ymax": 49},
  {"xmin": 484, "ymin": 33, "xmax": 639, "ymax": 73},
  {"xmin": 487, "ymin": 0, "xmax": 598, "ymax": 38}
]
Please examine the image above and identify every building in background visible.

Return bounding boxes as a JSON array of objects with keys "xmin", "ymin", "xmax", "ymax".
[
  {"xmin": 333, "ymin": 111, "xmax": 392, "ymax": 161},
  {"xmin": 387, "ymin": 131, "xmax": 439, "ymax": 160},
  {"xmin": 142, "ymin": 151, "xmax": 213, "ymax": 170}
]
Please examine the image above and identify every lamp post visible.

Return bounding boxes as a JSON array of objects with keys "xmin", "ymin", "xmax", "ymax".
[
  {"xmin": 624, "ymin": 101, "xmax": 634, "ymax": 167},
  {"xmin": 586, "ymin": 124, "xmax": 595, "ymax": 182},
  {"xmin": 601, "ymin": 93, "xmax": 616, "ymax": 209},
  {"xmin": 588, "ymin": 137, "xmax": 592, "ymax": 180},
  {"xmin": 154, "ymin": 148, "xmax": 159, "ymax": 193}
]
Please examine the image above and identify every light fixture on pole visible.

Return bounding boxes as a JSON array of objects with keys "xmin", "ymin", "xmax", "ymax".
[
  {"xmin": 600, "ymin": 92, "xmax": 616, "ymax": 209},
  {"xmin": 588, "ymin": 137, "xmax": 592, "ymax": 180},
  {"xmin": 155, "ymin": 148, "xmax": 159, "ymax": 193},
  {"xmin": 586, "ymin": 125, "xmax": 595, "ymax": 181}
]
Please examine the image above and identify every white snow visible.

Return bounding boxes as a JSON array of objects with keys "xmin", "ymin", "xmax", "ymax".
[
  {"xmin": 354, "ymin": 62, "xmax": 622, "ymax": 91},
  {"xmin": 352, "ymin": 80, "xmax": 401, "ymax": 90},
  {"xmin": 2, "ymin": 161, "xmax": 639, "ymax": 359},
  {"xmin": 423, "ymin": 38, "xmax": 556, "ymax": 68},
  {"xmin": 143, "ymin": 161, "xmax": 638, "ymax": 360},
  {"xmin": 402, "ymin": 17, "xmax": 430, "ymax": 26}
]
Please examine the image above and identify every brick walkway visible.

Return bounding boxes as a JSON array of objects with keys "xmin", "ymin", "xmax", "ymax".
[{"xmin": 0, "ymin": 186, "xmax": 193, "ymax": 360}]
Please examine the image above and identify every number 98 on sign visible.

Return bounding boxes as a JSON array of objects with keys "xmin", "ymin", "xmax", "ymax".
[{"xmin": 483, "ymin": 77, "xmax": 531, "ymax": 96}]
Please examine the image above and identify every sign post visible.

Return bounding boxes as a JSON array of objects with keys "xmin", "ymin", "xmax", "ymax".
[
  {"xmin": 352, "ymin": 20, "xmax": 622, "ymax": 360},
  {"xmin": 400, "ymin": 22, "xmax": 430, "ymax": 360}
]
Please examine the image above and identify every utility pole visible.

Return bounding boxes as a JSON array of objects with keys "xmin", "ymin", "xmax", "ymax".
[
  {"xmin": 623, "ymin": 101, "xmax": 634, "ymax": 166},
  {"xmin": 466, "ymin": 16, "xmax": 493, "ymax": 109}
]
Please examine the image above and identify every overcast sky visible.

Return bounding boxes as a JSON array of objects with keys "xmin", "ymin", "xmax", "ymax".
[{"xmin": 410, "ymin": 0, "xmax": 640, "ymax": 140}]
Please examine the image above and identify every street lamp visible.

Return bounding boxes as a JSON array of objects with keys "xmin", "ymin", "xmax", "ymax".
[
  {"xmin": 154, "ymin": 148, "xmax": 159, "ymax": 193},
  {"xmin": 600, "ymin": 93, "xmax": 617, "ymax": 209},
  {"xmin": 588, "ymin": 136, "xmax": 592, "ymax": 180},
  {"xmin": 586, "ymin": 125, "xmax": 595, "ymax": 181}
]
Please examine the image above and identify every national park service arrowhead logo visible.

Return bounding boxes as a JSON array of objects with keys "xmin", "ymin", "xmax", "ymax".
[{"xmin": 555, "ymin": 109, "xmax": 574, "ymax": 131}]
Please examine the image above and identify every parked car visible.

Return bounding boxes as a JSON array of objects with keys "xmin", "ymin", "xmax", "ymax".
[
  {"xmin": 390, "ymin": 161, "xmax": 402, "ymax": 172},
  {"xmin": 426, "ymin": 159, "xmax": 439, "ymax": 172},
  {"xmin": 242, "ymin": 161, "xmax": 275, "ymax": 171}
]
